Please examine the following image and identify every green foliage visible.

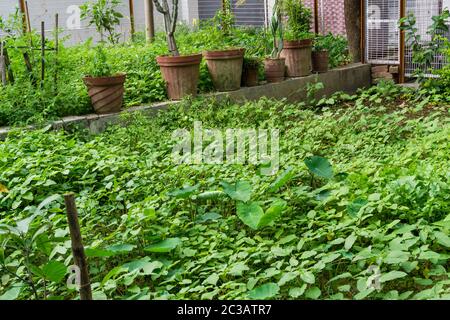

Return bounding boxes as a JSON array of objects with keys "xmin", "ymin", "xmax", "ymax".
[
  {"xmin": 270, "ymin": 0, "xmax": 284, "ymax": 58},
  {"xmin": 216, "ymin": 0, "xmax": 235, "ymax": 37},
  {"xmin": 313, "ymin": 33, "xmax": 350, "ymax": 68},
  {"xmin": 0, "ymin": 7, "xmax": 350, "ymax": 127},
  {"xmin": 399, "ymin": 9, "xmax": 450, "ymax": 81},
  {"xmin": 87, "ymin": 45, "xmax": 115, "ymax": 77},
  {"xmin": 281, "ymin": 0, "xmax": 313, "ymax": 41},
  {"xmin": 0, "ymin": 86, "xmax": 449, "ymax": 300},
  {"xmin": 80, "ymin": 0, "xmax": 124, "ymax": 44}
]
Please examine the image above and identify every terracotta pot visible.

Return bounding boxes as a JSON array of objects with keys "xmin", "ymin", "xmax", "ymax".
[
  {"xmin": 280, "ymin": 39, "xmax": 312, "ymax": 77},
  {"xmin": 264, "ymin": 58, "xmax": 285, "ymax": 83},
  {"xmin": 83, "ymin": 73, "xmax": 126, "ymax": 114},
  {"xmin": 156, "ymin": 54, "xmax": 202, "ymax": 100},
  {"xmin": 312, "ymin": 50, "xmax": 329, "ymax": 73},
  {"xmin": 203, "ymin": 48, "xmax": 245, "ymax": 91},
  {"xmin": 241, "ymin": 65, "xmax": 259, "ymax": 87}
]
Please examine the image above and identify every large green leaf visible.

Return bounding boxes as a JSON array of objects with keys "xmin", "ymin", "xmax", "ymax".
[
  {"xmin": 0, "ymin": 286, "xmax": 21, "ymax": 300},
  {"xmin": 304, "ymin": 156, "xmax": 333, "ymax": 179},
  {"xmin": 257, "ymin": 199, "xmax": 287, "ymax": 229},
  {"xmin": 168, "ymin": 185, "xmax": 199, "ymax": 198},
  {"xmin": 247, "ymin": 283, "xmax": 279, "ymax": 299},
  {"xmin": 237, "ymin": 200, "xmax": 286, "ymax": 230},
  {"xmin": 236, "ymin": 202, "xmax": 264, "ymax": 230},
  {"xmin": 144, "ymin": 238, "xmax": 182, "ymax": 253},
  {"xmin": 269, "ymin": 167, "xmax": 294, "ymax": 193},
  {"xmin": 379, "ymin": 271, "xmax": 408, "ymax": 283},
  {"xmin": 434, "ymin": 231, "xmax": 450, "ymax": 248},
  {"xmin": 347, "ymin": 198, "xmax": 368, "ymax": 218},
  {"xmin": 220, "ymin": 181, "xmax": 252, "ymax": 202},
  {"xmin": 41, "ymin": 261, "xmax": 67, "ymax": 283}
]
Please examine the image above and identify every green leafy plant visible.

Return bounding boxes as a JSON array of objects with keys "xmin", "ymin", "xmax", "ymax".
[
  {"xmin": 281, "ymin": 0, "xmax": 313, "ymax": 41},
  {"xmin": 80, "ymin": 0, "xmax": 124, "ymax": 45},
  {"xmin": 269, "ymin": 1, "xmax": 284, "ymax": 58},
  {"xmin": 86, "ymin": 45, "xmax": 115, "ymax": 77},
  {"xmin": 1, "ymin": 88, "xmax": 449, "ymax": 300},
  {"xmin": 216, "ymin": 0, "xmax": 235, "ymax": 37},
  {"xmin": 313, "ymin": 33, "xmax": 350, "ymax": 68}
]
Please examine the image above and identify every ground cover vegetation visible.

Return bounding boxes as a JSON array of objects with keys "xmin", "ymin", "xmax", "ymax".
[{"xmin": 0, "ymin": 81, "xmax": 449, "ymax": 300}]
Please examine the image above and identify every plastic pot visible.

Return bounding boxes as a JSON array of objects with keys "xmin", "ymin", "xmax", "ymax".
[
  {"xmin": 203, "ymin": 48, "xmax": 245, "ymax": 91},
  {"xmin": 83, "ymin": 73, "xmax": 126, "ymax": 114},
  {"xmin": 156, "ymin": 54, "xmax": 202, "ymax": 100}
]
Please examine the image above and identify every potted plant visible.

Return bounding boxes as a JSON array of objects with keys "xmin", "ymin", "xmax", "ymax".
[
  {"xmin": 83, "ymin": 45, "xmax": 126, "ymax": 114},
  {"xmin": 203, "ymin": 0, "xmax": 245, "ymax": 91},
  {"xmin": 280, "ymin": 0, "xmax": 313, "ymax": 77},
  {"xmin": 154, "ymin": 0, "xmax": 202, "ymax": 100},
  {"xmin": 312, "ymin": 36, "xmax": 329, "ymax": 73},
  {"xmin": 264, "ymin": 1, "xmax": 286, "ymax": 83},
  {"xmin": 242, "ymin": 57, "xmax": 261, "ymax": 87}
]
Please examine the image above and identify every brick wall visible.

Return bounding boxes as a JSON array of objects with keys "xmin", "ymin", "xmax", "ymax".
[{"xmin": 303, "ymin": 0, "xmax": 346, "ymax": 35}]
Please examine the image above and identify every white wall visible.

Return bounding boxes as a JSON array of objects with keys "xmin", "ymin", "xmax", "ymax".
[{"xmin": 0, "ymin": 0, "xmax": 199, "ymax": 44}]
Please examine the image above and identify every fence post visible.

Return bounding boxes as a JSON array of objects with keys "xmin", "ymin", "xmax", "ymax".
[{"xmin": 399, "ymin": 0, "xmax": 406, "ymax": 83}]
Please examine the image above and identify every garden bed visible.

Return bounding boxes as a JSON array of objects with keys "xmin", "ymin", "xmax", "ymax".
[
  {"xmin": 0, "ymin": 63, "xmax": 370, "ymax": 139},
  {"xmin": 1, "ymin": 83, "xmax": 449, "ymax": 300}
]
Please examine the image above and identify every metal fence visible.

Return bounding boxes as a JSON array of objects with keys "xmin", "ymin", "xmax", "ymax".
[
  {"xmin": 364, "ymin": 0, "xmax": 400, "ymax": 65},
  {"xmin": 364, "ymin": 0, "xmax": 450, "ymax": 78},
  {"xmin": 404, "ymin": 0, "xmax": 449, "ymax": 77}
]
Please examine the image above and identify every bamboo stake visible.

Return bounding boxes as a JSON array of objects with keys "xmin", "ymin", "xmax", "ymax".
[
  {"xmin": 2, "ymin": 45, "xmax": 14, "ymax": 84},
  {"xmin": 129, "ymin": 0, "xmax": 136, "ymax": 41},
  {"xmin": 40, "ymin": 21, "xmax": 45, "ymax": 89},
  {"xmin": 18, "ymin": 0, "xmax": 27, "ymax": 34},
  {"xmin": 313, "ymin": 0, "xmax": 319, "ymax": 34},
  {"xmin": 54, "ymin": 13, "xmax": 59, "ymax": 93},
  {"xmin": 23, "ymin": 52, "xmax": 37, "ymax": 87},
  {"xmin": 64, "ymin": 193, "xmax": 93, "ymax": 301},
  {"xmin": 24, "ymin": 0, "xmax": 32, "ymax": 34},
  {"xmin": 0, "ymin": 42, "xmax": 6, "ymax": 86}
]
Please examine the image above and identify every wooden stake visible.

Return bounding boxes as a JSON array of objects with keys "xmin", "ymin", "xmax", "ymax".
[
  {"xmin": 23, "ymin": 52, "xmax": 37, "ymax": 86},
  {"xmin": 54, "ymin": 14, "xmax": 59, "ymax": 93},
  {"xmin": 129, "ymin": 0, "xmax": 136, "ymax": 41},
  {"xmin": 2, "ymin": 45, "xmax": 14, "ymax": 84},
  {"xmin": 40, "ymin": 21, "xmax": 45, "ymax": 89},
  {"xmin": 313, "ymin": 0, "xmax": 319, "ymax": 34},
  {"xmin": 144, "ymin": 0, "xmax": 155, "ymax": 42},
  {"xmin": 24, "ymin": 0, "xmax": 32, "ymax": 33},
  {"xmin": 18, "ymin": 0, "xmax": 28, "ymax": 34},
  {"xmin": 64, "ymin": 193, "xmax": 93, "ymax": 301},
  {"xmin": 0, "ymin": 42, "xmax": 6, "ymax": 86}
]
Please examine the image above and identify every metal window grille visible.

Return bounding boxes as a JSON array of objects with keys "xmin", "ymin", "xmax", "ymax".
[
  {"xmin": 404, "ymin": 0, "xmax": 449, "ymax": 77},
  {"xmin": 365, "ymin": 0, "xmax": 401, "ymax": 64}
]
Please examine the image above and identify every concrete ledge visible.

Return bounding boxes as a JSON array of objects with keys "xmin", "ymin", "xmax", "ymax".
[{"xmin": 0, "ymin": 63, "xmax": 371, "ymax": 140}]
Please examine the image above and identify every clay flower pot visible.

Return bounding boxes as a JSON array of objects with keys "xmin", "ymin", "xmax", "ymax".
[
  {"xmin": 83, "ymin": 73, "xmax": 126, "ymax": 114},
  {"xmin": 203, "ymin": 48, "xmax": 245, "ymax": 91},
  {"xmin": 156, "ymin": 54, "xmax": 202, "ymax": 100},
  {"xmin": 264, "ymin": 58, "xmax": 285, "ymax": 83},
  {"xmin": 312, "ymin": 50, "xmax": 329, "ymax": 73},
  {"xmin": 241, "ymin": 65, "xmax": 259, "ymax": 87},
  {"xmin": 280, "ymin": 39, "xmax": 312, "ymax": 77}
]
